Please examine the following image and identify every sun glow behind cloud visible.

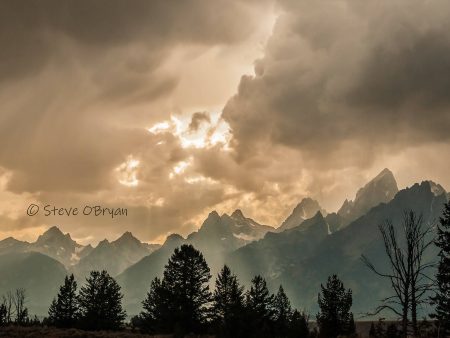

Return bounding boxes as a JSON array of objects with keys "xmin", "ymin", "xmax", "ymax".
[
  {"xmin": 148, "ymin": 112, "xmax": 231, "ymax": 150},
  {"xmin": 169, "ymin": 159, "xmax": 192, "ymax": 179},
  {"xmin": 116, "ymin": 156, "xmax": 140, "ymax": 187}
]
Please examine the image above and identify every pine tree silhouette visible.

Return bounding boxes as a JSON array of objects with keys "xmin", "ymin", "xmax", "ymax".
[
  {"xmin": 78, "ymin": 270, "xmax": 126, "ymax": 331},
  {"xmin": 246, "ymin": 275, "xmax": 275, "ymax": 337},
  {"xmin": 431, "ymin": 201, "xmax": 450, "ymax": 335},
  {"xmin": 211, "ymin": 265, "xmax": 245, "ymax": 338},
  {"xmin": 48, "ymin": 274, "xmax": 79, "ymax": 328},
  {"xmin": 0, "ymin": 303, "xmax": 6, "ymax": 326},
  {"xmin": 316, "ymin": 274, "xmax": 355, "ymax": 338},
  {"xmin": 288, "ymin": 309, "xmax": 309, "ymax": 338},
  {"xmin": 273, "ymin": 285, "xmax": 292, "ymax": 337},
  {"xmin": 140, "ymin": 277, "xmax": 171, "ymax": 333},
  {"xmin": 162, "ymin": 244, "xmax": 211, "ymax": 335}
]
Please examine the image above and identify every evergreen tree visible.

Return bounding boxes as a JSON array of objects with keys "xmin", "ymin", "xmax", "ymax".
[
  {"xmin": 162, "ymin": 244, "xmax": 212, "ymax": 335},
  {"xmin": 48, "ymin": 274, "xmax": 79, "ymax": 328},
  {"xmin": 0, "ymin": 303, "xmax": 6, "ymax": 326},
  {"xmin": 273, "ymin": 285, "xmax": 292, "ymax": 337},
  {"xmin": 347, "ymin": 313, "xmax": 356, "ymax": 335},
  {"xmin": 78, "ymin": 270, "xmax": 126, "ymax": 330},
  {"xmin": 246, "ymin": 275, "xmax": 275, "ymax": 337},
  {"xmin": 211, "ymin": 265, "xmax": 245, "ymax": 338},
  {"xmin": 288, "ymin": 310, "xmax": 309, "ymax": 338},
  {"xmin": 316, "ymin": 274, "xmax": 355, "ymax": 338},
  {"xmin": 431, "ymin": 201, "xmax": 450, "ymax": 335},
  {"xmin": 140, "ymin": 277, "xmax": 171, "ymax": 333}
]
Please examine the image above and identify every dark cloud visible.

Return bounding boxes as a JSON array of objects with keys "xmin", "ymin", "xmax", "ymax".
[
  {"xmin": 1, "ymin": 0, "xmax": 450, "ymax": 244},
  {"xmin": 0, "ymin": 0, "xmax": 271, "ymax": 82},
  {"xmin": 223, "ymin": 0, "xmax": 450, "ymax": 167},
  {"xmin": 0, "ymin": 0, "xmax": 272, "ymax": 193}
]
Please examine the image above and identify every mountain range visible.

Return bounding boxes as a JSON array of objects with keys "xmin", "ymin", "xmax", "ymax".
[{"xmin": 0, "ymin": 168, "xmax": 448, "ymax": 317}]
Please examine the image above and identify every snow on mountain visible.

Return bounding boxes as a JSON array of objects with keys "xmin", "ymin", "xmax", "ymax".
[
  {"xmin": 0, "ymin": 226, "xmax": 84, "ymax": 266},
  {"xmin": 71, "ymin": 231, "xmax": 160, "ymax": 277}
]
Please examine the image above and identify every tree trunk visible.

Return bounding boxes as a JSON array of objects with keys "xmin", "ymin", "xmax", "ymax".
[
  {"xmin": 402, "ymin": 307, "xmax": 408, "ymax": 338},
  {"xmin": 402, "ymin": 287, "xmax": 409, "ymax": 338},
  {"xmin": 411, "ymin": 287, "xmax": 418, "ymax": 337}
]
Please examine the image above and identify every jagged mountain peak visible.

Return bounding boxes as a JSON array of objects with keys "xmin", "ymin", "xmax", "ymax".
[
  {"xmin": 425, "ymin": 180, "xmax": 446, "ymax": 196},
  {"xmin": 198, "ymin": 210, "xmax": 223, "ymax": 232},
  {"xmin": 0, "ymin": 237, "xmax": 22, "ymax": 244},
  {"xmin": 164, "ymin": 233, "xmax": 184, "ymax": 245},
  {"xmin": 203, "ymin": 210, "xmax": 221, "ymax": 224},
  {"xmin": 97, "ymin": 238, "xmax": 110, "ymax": 247},
  {"xmin": 311, "ymin": 210, "xmax": 325, "ymax": 220},
  {"xmin": 294, "ymin": 198, "xmax": 326, "ymax": 217},
  {"xmin": 208, "ymin": 210, "xmax": 220, "ymax": 218},
  {"xmin": 277, "ymin": 197, "xmax": 325, "ymax": 232},
  {"xmin": 40, "ymin": 225, "xmax": 64, "ymax": 237},
  {"xmin": 400, "ymin": 180, "xmax": 447, "ymax": 199},
  {"xmin": 354, "ymin": 168, "xmax": 398, "ymax": 200},
  {"xmin": 338, "ymin": 168, "xmax": 399, "ymax": 225},
  {"xmin": 114, "ymin": 231, "xmax": 140, "ymax": 244},
  {"xmin": 291, "ymin": 211, "xmax": 327, "ymax": 232},
  {"xmin": 0, "ymin": 237, "xmax": 29, "ymax": 251},
  {"xmin": 374, "ymin": 167, "xmax": 394, "ymax": 180},
  {"xmin": 230, "ymin": 210, "xmax": 256, "ymax": 226},
  {"xmin": 231, "ymin": 209, "xmax": 246, "ymax": 220},
  {"xmin": 35, "ymin": 225, "xmax": 77, "ymax": 246}
]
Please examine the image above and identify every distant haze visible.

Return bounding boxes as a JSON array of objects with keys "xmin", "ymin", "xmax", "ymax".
[{"xmin": 0, "ymin": 1, "xmax": 449, "ymax": 244}]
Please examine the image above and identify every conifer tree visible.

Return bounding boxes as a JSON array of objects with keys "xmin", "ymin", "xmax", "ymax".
[
  {"xmin": 273, "ymin": 285, "xmax": 292, "ymax": 337},
  {"xmin": 211, "ymin": 265, "xmax": 245, "ymax": 338},
  {"xmin": 78, "ymin": 270, "xmax": 126, "ymax": 330},
  {"xmin": 246, "ymin": 275, "xmax": 275, "ymax": 337},
  {"xmin": 316, "ymin": 274, "xmax": 355, "ymax": 338},
  {"xmin": 0, "ymin": 303, "xmax": 6, "ymax": 326},
  {"xmin": 162, "ymin": 244, "xmax": 212, "ymax": 335},
  {"xmin": 140, "ymin": 277, "xmax": 170, "ymax": 333},
  {"xmin": 288, "ymin": 309, "xmax": 309, "ymax": 338},
  {"xmin": 431, "ymin": 201, "xmax": 450, "ymax": 335},
  {"xmin": 48, "ymin": 274, "xmax": 79, "ymax": 328}
]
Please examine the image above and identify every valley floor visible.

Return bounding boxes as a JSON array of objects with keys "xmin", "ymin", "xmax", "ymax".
[
  {"xmin": 0, "ymin": 326, "xmax": 213, "ymax": 338},
  {"xmin": 0, "ymin": 323, "xmax": 438, "ymax": 338}
]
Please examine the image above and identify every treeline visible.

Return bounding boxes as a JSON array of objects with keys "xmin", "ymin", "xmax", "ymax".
[
  {"xmin": 131, "ymin": 245, "xmax": 355, "ymax": 338},
  {"xmin": 1, "ymin": 201, "xmax": 450, "ymax": 338},
  {"xmin": 30, "ymin": 244, "xmax": 354, "ymax": 338}
]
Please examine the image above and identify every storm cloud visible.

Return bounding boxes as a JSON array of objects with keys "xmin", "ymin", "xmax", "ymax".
[
  {"xmin": 0, "ymin": 0, "xmax": 449, "ymax": 244},
  {"xmin": 223, "ymin": 0, "xmax": 450, "ymax": 164}
]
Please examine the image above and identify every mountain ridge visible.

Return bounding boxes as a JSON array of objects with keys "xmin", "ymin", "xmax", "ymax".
[{"xmin": 0, "ymin": 172, "xmax": 448, "ymax": 317}]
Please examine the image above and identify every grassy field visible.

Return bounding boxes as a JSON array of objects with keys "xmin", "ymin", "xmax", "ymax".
[
  {"xmin": 0, "ymin": 322, "xmax": 438, "ymax": 338},
  {"xmin": 0, "ymin": 326, "xmax": 214, "ymax": 338}
]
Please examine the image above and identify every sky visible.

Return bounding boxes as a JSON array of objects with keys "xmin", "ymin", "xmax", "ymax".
[{"xmin": 1, "ymin": 0, "xmax": 449, "ymax": 245}]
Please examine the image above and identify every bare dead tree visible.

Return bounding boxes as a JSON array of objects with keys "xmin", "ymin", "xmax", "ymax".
[
  {"xmin": 406, "ymin": 212, "xmax": 435, "ymax": 335},
  {"xmin": 12, "ymin": 288, "xmax": 28, "ymax": 324},
  {"xmin": 362, "ymin": 218, "xmax": 410, "ymax": 336},
  {"xmin": 361, "ymin": 211, "xmax": 434, "ymax": 338},
  {"xmin": 1, "ymin": 291, "xmax": 15, "ymax": 323}
]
